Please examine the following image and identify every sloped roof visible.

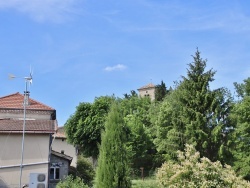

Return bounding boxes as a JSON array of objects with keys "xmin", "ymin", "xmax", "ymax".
[
  {"xmin": 138, "ymin": 83, "xmax": 155, "ymax": 90},
  {"xmin": 0, "ymin": 119, "xmax": 56, "ymax": 133},
  {"xmin": 54, "ymin": 126, "xmax": 66, "ymax": 138},
  {"xmin": 0, "ymin": 92, "xmax": 54, "ymax": 110},
  {"xmin": 51, "ymin": 150, "xmax": 73, "ymax": 162}
]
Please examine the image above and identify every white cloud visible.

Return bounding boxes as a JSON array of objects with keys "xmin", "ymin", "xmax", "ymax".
[
  {"xmin": 104, "ymin": 64, "xmax": 127, "ymax": 72},
  {"xmin": 0, "ymin": 0, "xmax": 80, "ymax": 23}
]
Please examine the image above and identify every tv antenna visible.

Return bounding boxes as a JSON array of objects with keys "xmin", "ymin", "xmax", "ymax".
[{"xmin": 9, "ymin": 68, "xmax": 33, "ymax": 188}]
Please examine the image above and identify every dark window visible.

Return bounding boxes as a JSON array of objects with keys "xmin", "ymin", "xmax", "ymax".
[{"xmin": 50, "ymin": 167, "xmax": 60, "ymax": 180}]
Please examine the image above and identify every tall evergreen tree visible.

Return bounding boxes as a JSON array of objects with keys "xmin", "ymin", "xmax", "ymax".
[
  {"xmin": 95, "ymin": 102, "xmax": 131, "ymax": 188},
  {"xmin": 231, "ymin": 77, "xmax": 250, "ymax": 180},
  {"xmin": 155, "ymin": 80, "xmax": 169, "ymax": 101},
  {"xmin": 155, "ymin": 49, "xmax": 233, "ymax": 163}
]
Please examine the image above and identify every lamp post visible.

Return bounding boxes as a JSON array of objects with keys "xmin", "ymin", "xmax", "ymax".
[{"xmin": 9, "ymin": 74, "xmax": 32, "ymax": 188}]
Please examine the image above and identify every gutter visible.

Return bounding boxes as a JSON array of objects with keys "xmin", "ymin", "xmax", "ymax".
[{"xmin": 0, "ymin": 161, "xmax": 49, "ymax": 169}]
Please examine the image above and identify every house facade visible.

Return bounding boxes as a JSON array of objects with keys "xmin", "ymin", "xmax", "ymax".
[
  {"xmin": 137, "ymin": 83, "xmax": 156, "ymax": 101},
  {"xmin": 0, "ymin": 92, "xmax": 57, "ymax": 188},
  {"xmin": 52, "ymin": 127, "xmax": 78, "ymax": 167},
  {"xmin": 49, "ymin": 150, "xmax": 72, "ymax": 188}
]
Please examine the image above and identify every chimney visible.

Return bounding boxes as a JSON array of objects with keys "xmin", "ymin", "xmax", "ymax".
[{"xmin": 23, "ymin": 91, "xmax": 30, "ymax": 106}]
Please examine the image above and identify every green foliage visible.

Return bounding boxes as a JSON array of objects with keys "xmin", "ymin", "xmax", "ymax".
[
  {"xmin": 125, "ymin": 113, "xmax": 155, "ymax": 176},
  {"xmin": 69, "ymin": 155, "xmax": 95, "ymax": 187},
  {"xmin": 121, "ymin": 94, "xmax": 160, "ymax": 174},
  {"xmin": 234, "ymin": 77, "xmax": 250, "ymax": 98},
  {"xmin": 56, "ymin": 175, "xmax": 88, "ymax": 188},
  {"xmin": 131, "ymin": 178, "xmax": 158, "ymax": 188},
  {"xmin": 156, "ymin": 144, "xmax": 250, "ymax": 188},
  {"xmin": 65, "ymin": 96, "xmax": 115, "ymax": 159},
  {"xmin": 154, "ymin": 49, "xmax": 233, "ymax": 163},
  {"xmin": 231, "ymin": 78, "xmax": 250, "ymax": 180},
  {"xmin": 95, "ymin": 102, "xmax": 131, "ymax": 188},
  {"xmin": 154, "ymin": 80, "xmax": 169, "ymax": 102}
]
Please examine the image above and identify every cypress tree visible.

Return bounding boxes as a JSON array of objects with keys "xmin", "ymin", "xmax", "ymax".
[{"xmin": 95, "ymin": 102, "xmax": 131, "ymax": 188}]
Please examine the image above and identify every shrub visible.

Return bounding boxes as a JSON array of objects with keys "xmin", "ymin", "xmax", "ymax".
[
  {"xmin": 68, "ymin": 155, "xmax": 95, "ymax": 187},
  {"xmin": 56, "ymin": 175, "xmax": 88, "ymax": 188},
  {"xmin": 132, "ymin": 178, "xmax": 158, "ymax": 188},
  {"xmin": 156, "ymin": 144, "xmax": 250, "ymax": 188}
]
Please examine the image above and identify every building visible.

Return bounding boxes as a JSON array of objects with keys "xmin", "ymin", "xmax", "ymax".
[
  {"xmin": 49, "ymin": 150, "xmax": 72, "ymax": 188},
  {"xmin": 52, "ymin": 127, "xmax": 78, "ymax": 167},
  {"xmin": 0, "ymin": 92, "xmax": 57, "ymax": 188},
  {"xmin": 137, "ymin": 83, "xmax": 156, "ymax": 101}
]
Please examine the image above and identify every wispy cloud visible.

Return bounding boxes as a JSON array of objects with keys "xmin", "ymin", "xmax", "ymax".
[
  {"xmin": 104, "ymin": 64, "xmax": 127, "ymax": 72},
  {"xmin": 0, "ymin": 0, "xmax": 80, "ymax": 23}
]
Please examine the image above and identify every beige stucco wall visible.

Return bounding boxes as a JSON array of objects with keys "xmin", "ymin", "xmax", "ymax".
[
  {"xmin": 0, "ymin": 134, "xmax": 50, "ymax": 188},
  {"xmin": 52, "ymin": 138, "xmax": 77, "ymax": 167},
  {"xmin": 0, "ymin": 164, "xmax": 48, "ymax": 188},
  {"xmin": 138, "ymin": 87, "xmax": 155, "ymax": 101}
]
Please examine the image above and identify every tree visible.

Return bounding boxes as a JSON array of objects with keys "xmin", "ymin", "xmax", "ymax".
[
  {"xmin": 120, "ymin": 94, "xmax": 160, "ymax": 174},
  {"xmin": 155, "ymin": 80, "xmax": 169, "ymax": 101},
  {"xmin": 231, "ymin": 77, "xmax": 250, "ymax": 180},
  {"xmin": 124, "ymin": 90, "xmax": 138, "ymax": 99},
  {"xmin": 157, "ymin": 144, "xmax": 250, "ymax": 188},
  {"xmin": 124, "ymin": 113, "xmax": 155, "ymax": 176},
  {"xmin": 154, "ymin": 49, "xmax": 233, "ymax": 163},
  {"xmin": 95, "ymin": 102, "xmax": 131, "ymax": 188},
  {"xmin": 65, "ymin": 96, "xmax": 115, "ymax": 161}
]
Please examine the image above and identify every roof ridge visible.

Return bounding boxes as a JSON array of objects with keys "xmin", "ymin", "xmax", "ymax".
[
  {"xmin": 0, "ymin": 92, "xmax": 55, "ymax": 110},
  {"xmin": 138, "ymin": 83, "xmax": 155, "ymax": 90},
  {"xmin": 28, "ymin": 96, "xmax": 55, "ymax": 110},
  {"xmin": 0, "ymin": 92, "xmax": 20, "ymax": 99}
]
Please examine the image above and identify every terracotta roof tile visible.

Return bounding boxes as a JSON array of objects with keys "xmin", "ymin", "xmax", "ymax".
[
  {"xmin": 0, "ymin": 119, "xmax": 56, "ymax": 133},
  {"xmin": 138, "ymin": 83, "xmax": 155, "ymax": 90},
  {"xmin": 54, "ymin": 126, "xmax": 66, "ymax": 138},
  {"xmin": 0, "ymin": 92, "xmax": 54, "ymax": 110}
]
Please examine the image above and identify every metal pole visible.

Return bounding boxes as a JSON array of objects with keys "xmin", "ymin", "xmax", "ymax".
[{"xmin": 19, "ymin": 80, "xmax": 28, "ymax": 188}]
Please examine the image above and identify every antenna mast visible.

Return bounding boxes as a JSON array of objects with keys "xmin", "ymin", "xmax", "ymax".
[{"xmin": 9, "ymin": 69, "xmax": 33, "ymax": 188}]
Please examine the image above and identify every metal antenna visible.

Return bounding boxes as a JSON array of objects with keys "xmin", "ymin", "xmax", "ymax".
[{"xmin": 9, "ymin": 69, "xmax": 33, "ymax": 188}]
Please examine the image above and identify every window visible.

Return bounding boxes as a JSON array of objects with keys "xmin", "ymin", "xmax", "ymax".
[{"xmin": 50, "ymin": 166, "xmax": 60, "ymax": 180}]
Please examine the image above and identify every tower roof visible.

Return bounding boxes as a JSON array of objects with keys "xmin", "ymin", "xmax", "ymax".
[{"xmin": 137, "ymin": 83, "xmax": 155, "ymax": 90}]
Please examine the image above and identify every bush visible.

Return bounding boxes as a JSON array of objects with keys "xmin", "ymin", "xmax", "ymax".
[
  {"xmin": 68, "ymin": 155, "xmax": 95, "ymax": 187},
  {"xmin": 132, "ymin": 178, "xmax": 158, "ymax": 188},
  {"xmin": 156, "ymin": 144, "xmax": 250, "ymax": 188},
  {"xmin": 56, "ymin": 175, "xmax": 88, "ymax": 188}
]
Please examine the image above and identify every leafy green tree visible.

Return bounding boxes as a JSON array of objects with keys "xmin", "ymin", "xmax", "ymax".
[
  {"xmin": 65, "ymin": 96, "xmax": 115, "ymax": 161},
  {"xmin": 125, "ymin": 113, "xmax": 155, "ymax": 176},
  {"xmin": 154, "ymin": 49, "xmax": 233, "ymax": 163},
  {"xmin": 120, "ymin": 95, "xmax": 160, "ymax": 173},
  {"xmin": 124, "ymin": 90, "xmax": 138, "ymax": 99},
  {"xmin": 95, "ymin": 102, "xmax": 131, "ymax": 188},
  {"xmin": 56, "ymin": 175, "xmax": 88, "ymax": 188},
  {"xmin": 234, "ymin": 77, "xmax": 250, "ymax": 98},
  {"xmin": 231, "ymin": 77, "xmax": 250, "ymax": 180},
  {"xmin": 157, "ymin": 144, "xmax": 250, "ymax": 188}
]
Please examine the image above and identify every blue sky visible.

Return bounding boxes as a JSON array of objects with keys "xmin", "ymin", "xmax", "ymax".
[{"xmin": 1, "ymin": 0, "xmax": 250, "ymax": 126}]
